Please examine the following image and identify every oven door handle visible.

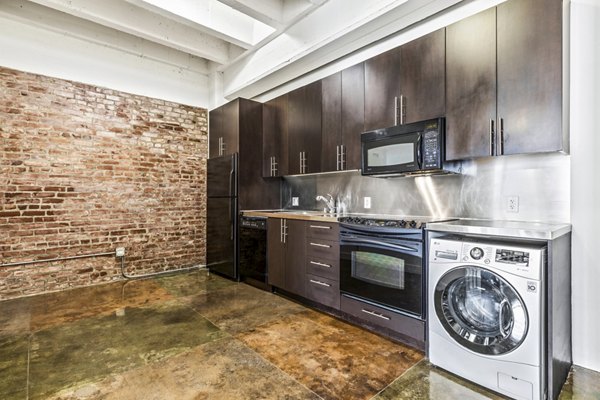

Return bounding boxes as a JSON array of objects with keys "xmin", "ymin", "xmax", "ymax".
[{"xmin": 341, "ymin": 238, "xmax": 419, "ymax": 253}]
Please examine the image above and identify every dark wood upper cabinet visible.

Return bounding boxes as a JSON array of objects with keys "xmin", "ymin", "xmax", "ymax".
[
  {"xmin": 445, "ymin": 7, "xmax": 497, "ymax": 161},
  {"xmin": 496, "ymin": 0, "xmax": 563, "ymax": 155},
  {"xmin": 400, "ymin": 29, "xmax": 446, "ymax": 124},
  {"xmin": 209, "ymin": 100, "xmax": 240, "ymax": 158},
  {"xmin": 262, "ymin": 94, "xmax": 288, "ymax": 177},
  {"xmin": 209, "ymin": 98, "xmax": 279, "ymax": 209},
  {"xmin": 208, "ymin": 106, "xmax": 222, "ymax": 158},
  {"xmin": 288, "ymin": 81, "xmax": 322, "ymax": 175},
  {"xmin": 446, "ymin": 0, "xmax": 564, "ymax": 161},
  {"xmin": 364, "ymin": 29, "xmax": 445, "ymax": 132},
  {"xmin": 364, "ymin": 47, "xmax": 402, "ymax": 131},
  {"xmin": 320, "ymin": 63, "xmax": 365, "ymax": 173},
  {"xmin": 341, "ymin": 63, "xmax": 365, "ymax": 170},
  {"xmin": 321, "ymin": 72, "xmax": 342, "ymax": 173}
]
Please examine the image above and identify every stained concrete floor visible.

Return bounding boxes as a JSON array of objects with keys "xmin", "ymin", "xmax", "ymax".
[{"xmin": 0, "ymin": 270, "xmax": 598, "ymax": 400}]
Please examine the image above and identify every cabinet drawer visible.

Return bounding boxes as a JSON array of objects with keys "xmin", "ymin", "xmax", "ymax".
[
  {"xmin": 340, "ymin": 295, "xmax": 425, "ymax": 342},
  {"xmin": 306, "ymin": 274, "xmax": 340, "ymax": 310},
  {"xmin": 306, "ymin": 222, "xmax": 339, "ymax": 241},
  {"xmin": 306, "ymin": 257, "xmax": 339, "ymax": 281},
  {"xmin": 307, "ymin": 239, "xmax": 339, "ymax": 260}
]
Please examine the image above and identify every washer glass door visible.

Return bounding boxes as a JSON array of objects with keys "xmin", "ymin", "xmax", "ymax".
[{"xmin": 434, "ymin": 266, "xmax": 528, "ymax": 355}]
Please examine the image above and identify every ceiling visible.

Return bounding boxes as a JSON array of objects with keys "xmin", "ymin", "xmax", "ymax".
[
  {"xmin": 0, "ymin": 0, "xmax": 471, "ymax": 103},
  {"xmin": 12, "ymin": 0, "xmax": 329, "ymax": 70}
]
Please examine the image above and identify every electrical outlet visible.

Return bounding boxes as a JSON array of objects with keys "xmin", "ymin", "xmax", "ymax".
[
  {"xmin": 506, "ymin": 196, "xmax": 519, "ymax": 213},
  {"xmin": 364, "ymin": 197, "xmax": 371, "ymax": 209},
  {"xmin": 115, "ymin": 247, "xmax": 126, "ymax": 257},
  {"xmin": 292, "ymin": 197, "xmax": 299, "ymax": 206}
]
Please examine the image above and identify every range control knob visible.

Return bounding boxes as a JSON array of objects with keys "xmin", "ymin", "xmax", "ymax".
[
  {"xmin": 470, "ymin": 247, "xmax": 484, "ymax": 260},
  {"xmin": 409, "ymin": 220, "xmax": 417, "ymax": 228}
]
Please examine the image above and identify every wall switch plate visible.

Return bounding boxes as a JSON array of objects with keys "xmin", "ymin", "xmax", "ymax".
[
  {"xmin": 115, "ymin": 247, "xmax": 126, "ymax": 257},
  {"xmin": 364, "ymin": 197, "xmax": 371, "ymax": 209},
  {"xmin": 292, "ymin": 197, "xmax": 299, "ymax": 206},
  {"xmin": 506, "ymin": 196, "xmax": 519, "ymax": 213}
]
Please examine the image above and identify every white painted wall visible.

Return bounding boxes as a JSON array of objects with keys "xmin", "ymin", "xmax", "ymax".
[
  {"xmin": 0, "ymin": 14, "xmax": 210, "ymax": 107},
  {"xmin": 570, "ymin": 0, "xmax": 600, "ymax": 372}
]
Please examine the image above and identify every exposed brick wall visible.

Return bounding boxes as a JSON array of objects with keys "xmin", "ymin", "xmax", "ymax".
[{"xmin": 0, "ymin": 67, "xmax": 208, "ymax": 300}]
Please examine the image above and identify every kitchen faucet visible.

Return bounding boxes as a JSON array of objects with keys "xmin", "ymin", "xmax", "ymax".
[{"xmin": 316, "ymin": 194, "xmax": 336, "ymax": 214}]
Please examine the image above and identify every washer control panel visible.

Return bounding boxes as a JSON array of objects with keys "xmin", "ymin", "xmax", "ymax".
[{"xmin": 429, "ymin": 237, "xmax": 545, "ymax": 280}]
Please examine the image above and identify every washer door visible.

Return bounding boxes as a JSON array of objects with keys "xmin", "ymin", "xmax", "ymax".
[{"xmin": 434, "ymin": 266, "xmax": 528, "ymax": 355}]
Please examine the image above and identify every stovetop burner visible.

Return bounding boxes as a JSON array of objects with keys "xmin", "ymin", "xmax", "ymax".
[{"xmin": 338, "ymin": 215, "xmax": 449, "ymax": 230}]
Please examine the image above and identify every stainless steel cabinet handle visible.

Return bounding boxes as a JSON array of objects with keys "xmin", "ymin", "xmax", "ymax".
[
  {"xmin": 283, "ymin": 219, "xmax": 287, "ymax": 243},
  {"xmin": 361, "ymin": 309, "xmax": 391, "ymax": 321},
  {"xmin": 340, "ymin": 144, "xmax": 345, "ymax": 170},
  {"xmin": 280, "ymin": 219, "xmax": 284, "ymax": 243},
  {"xmin": 400, "ymin": 95, "xmax": 405, "ymax": 125},
  {"xmin": 336, "ymin": 145, "xmax": 340, "ymax": 171},
  {"xmin": 309, "ymin": 225, "xmax": 331, "ymax": 230},
  {"xmin": 310, "ymin": 242, "xmax": 331, "ymax": 248},
  {"xmin": 310, "ymin": 261, "xmax": 332, "ymax": 268},
  {"xmin": 498, "ymin": 118, "xmax": 505, "ymax": 155},
  {"xmin": 394, "ymin": 96, "xmax": 399, "ymax": 125},
  {"xmin": 489, "ymin": 119, "xmax": 495, "ymax": 156},
  {"xmin": 309, "ymin": 279, "xmax": 331, "ymax": 288},
  {"xmin": 219, "ymin": 137, "xmax": 226, "ymax": 156}
]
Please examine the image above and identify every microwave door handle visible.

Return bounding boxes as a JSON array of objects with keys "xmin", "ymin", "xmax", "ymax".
[
  {"xmin": 416, "ymin": 135, "xmax": 422, "ymax": 169},
  {"xmin": 341, "ymin": 237, "xmax": 419, "ymax": 253}
]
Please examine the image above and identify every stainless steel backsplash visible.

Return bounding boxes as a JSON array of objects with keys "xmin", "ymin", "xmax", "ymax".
[{"xmin": 282, "ymin": 153, "xmax": 570, "ymax": 223}]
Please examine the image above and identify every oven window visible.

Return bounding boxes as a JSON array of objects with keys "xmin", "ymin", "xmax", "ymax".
[
  {"xmin": 351, "ymin": 251, "xmax": 405, "ymax": 290},
  {"xmin": 367, "ymin": 143, "xmax": 414, "ymax": 167}
]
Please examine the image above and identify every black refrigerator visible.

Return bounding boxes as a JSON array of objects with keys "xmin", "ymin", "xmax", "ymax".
[{"xmin": 206, "ymin": 153, "xmax": 238, "ymax": 279}]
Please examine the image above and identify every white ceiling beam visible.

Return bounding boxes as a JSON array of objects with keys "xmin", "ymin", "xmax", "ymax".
[
  {"xmin": 27, "ymin": 0, "xmax": 243, "ymax": 65},
  {"xmin": 0, "ymin": 0, "xmax": 209, "ymax": 74},
  {"xmin": 217, "ymin": 0, "xmax": 285, "ymax": 28},
  {"xmin": 221, "ymin": 0, "xmax": 463, "ymax": 99},
  {"xmin": 125, "ymin": 0, "xmax": 275, "ymax": 49}
]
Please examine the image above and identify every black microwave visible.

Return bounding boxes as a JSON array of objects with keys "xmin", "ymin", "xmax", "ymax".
[{"xmin": 361, "ymin": 118, "xmax": 445, "ymax": 177}]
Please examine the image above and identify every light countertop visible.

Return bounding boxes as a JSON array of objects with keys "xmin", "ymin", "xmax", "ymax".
[{"xmin": 426, "ymin": 219, "xmax": 571, "ymax": 240}]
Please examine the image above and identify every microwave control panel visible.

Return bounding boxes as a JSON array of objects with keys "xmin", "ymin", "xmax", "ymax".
[{"xmin": 422, "ymin": 127, "xmax": 442, "ymax": 169}]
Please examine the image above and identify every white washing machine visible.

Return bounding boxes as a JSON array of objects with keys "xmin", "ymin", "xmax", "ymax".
[{"xmin": 428, "ymin": 236, "xmax": 547, "ymax": 400}]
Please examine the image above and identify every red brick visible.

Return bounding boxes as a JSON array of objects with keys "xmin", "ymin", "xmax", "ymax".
[{"xmin": 0, "ymin": 66, "xmax": 208, "ymax": 300}]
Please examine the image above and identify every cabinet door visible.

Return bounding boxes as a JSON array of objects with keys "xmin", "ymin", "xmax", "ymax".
[
  {"xmin": 208, "ymin": 106, "xmax": 222, "ymax": 158},
  {"xmin": 364, "ymin": 48, "xmax": 401, "ymax": 131},
  {"xmin": 284, "ymin": 219, "xmax": 307, "ymax": 297},
  {"xmin": 221, "ymin": 100, "xmax": 239, "ymax": 156},
  {"xmin": 341, "ymin": 63, "xmax": 365, "ymax": 170},
  {"xmin": 267, "ymin": 218, "xmax": 286, "ymax": 288},
  {"xmin": 262, "ymin": 94, "xmax": 288, "ymax": 177},
  {"xmin": 400, "ymin": 29, "xmax": 446, "ymax": 124},
  {"xmin": 321, "ymin": 73, "xmax": 342, "ymax": 172},
  {"xmin": 288, "ymin": 81, "xmax": 322, "ymax": 174},
  {"xmin": 497, "ymin": 0, "xmax": 563, "ymax": 155},
  {"xmin": 445, "ymin": 8, "xmax": 497, "ymax": 161},
  {"xmin": 288, "ymin": 86, "xmax": 304, "ymax": 175}
]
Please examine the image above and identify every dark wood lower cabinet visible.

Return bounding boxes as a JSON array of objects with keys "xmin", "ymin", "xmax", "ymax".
[
  {"xmin": 267, "ymin": 218, "xmax": 306, "ymax": 297},
  {"xmin": 284, "ymin": 219, "xmax": 307, "ymax": 297},
  {"xmin": 267, "ymin": 218, "xmax": 286, "ymax": 289}
]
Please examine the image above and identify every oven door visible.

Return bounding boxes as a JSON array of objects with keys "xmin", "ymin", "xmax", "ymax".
[
  {"xmin": 340, "ymin": 237, "xmax": 423, "ymax": 317},
  {"xmin": 361, "ymin": 131, "xmax": 421, "ymax": 175}
]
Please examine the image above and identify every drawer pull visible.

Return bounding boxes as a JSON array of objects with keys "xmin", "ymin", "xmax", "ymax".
[
  {"xmin": 310, "ymin": 261, "xmax": 332, "ymax": 268},
  {"xmin": 361, "ymin": 309, "xmax": 391, "ymax": 321},
  {"xmin": 309, "ymin": 279, "xmax": 331, "ymax": 287},
  {"xmin": 310, "ymin": 225, "xmax": 331, "ymax": 230},
  {"xmin": 310, "ymin": 242, "xmax": 331, "ymax": 248}
]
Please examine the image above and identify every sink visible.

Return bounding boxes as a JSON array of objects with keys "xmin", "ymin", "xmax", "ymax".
[{"xmin": 273, "ymin": 210, "xmax": 322, "ymax": 215}]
